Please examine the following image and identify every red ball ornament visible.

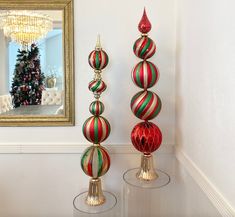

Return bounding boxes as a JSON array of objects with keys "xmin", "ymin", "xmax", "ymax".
[
  {"xmin": 132, "ymin": 61, "xmax": 159, "ymax": 89},
  {"xmin": 81, "ymin": 145, "xmax": 110, "ymax": 178},
  {"xmin": 131, "ymin": 90, "xmax": 161, "ymax": 120},
  {"xmin": 88, "ymin": 79, "xmax": 107, "ymax": 95},
  {"xmin": 138, "ymin": 8, "xmax": 152, "ymax": 34},
  {"xmin": 82, "ymin": 116, "xmax": 111, "ymax": 144},
  {"xmin": 89, "ymin": 100, "xmax": 105, "ymax": 116},
  {"xmin": 133, "ymin": 36, "xmax": 156, "ymax": 60},
  {"xmin": 88, "ymin": 50, "xmax": 109, "ymax": 70},
  {"xmin": 131, "ymin": 121, "xmax": 162, "ymax": 154}
]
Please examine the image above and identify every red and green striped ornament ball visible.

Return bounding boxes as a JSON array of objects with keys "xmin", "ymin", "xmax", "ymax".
[
  {"xmin": 133, "ymin": 36, "xmax": 156, "ymax": 60},
  {"xmin": 88, "ymin": 79, "xmax": 107, "ymax": 95},
  {"xmin": 81, "ymin": 145, "xmax": 110, "ymax": 178},
  {"xmin": 131, "ymin": 90, "xmax": 161, "ymax": 120},
  {"xmin": 82, "ymin": 116, "xmax": 111, "ymax": 144},
  {"xmin": 88, "ymin": 49, "xmax": 109, "ymax": 70},
  {"xmin": 132, "ymin": 61, "xmax": 159, "ymax": 89},
  {"xmin": 89, "ymin": 100, "xmax": 105, "ymax": 116}
]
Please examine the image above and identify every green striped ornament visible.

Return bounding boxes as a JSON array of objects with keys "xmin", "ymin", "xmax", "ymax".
[
  {"xmin": 82, "ymin": 116, "xmax": 111, "ymax": 144},
  {"xmin": 133, "ymin": 36, "xmax": 156, "ymax": 59},
  {"xmin": 130, "ymin": 90, "xmax": 161, "ymax": 120},
  {"xmin": 81, "ymin": 145, "xmax": 110, "ymax": 178},
  {"xmin": 89, "ymin": 100, "xmax": 105, "ymax": 116},
  {"xmin": 88, "ymin": 49, "xmax": 109, "ymax": 70},
  {"xmin": 132, "ymin": 61, "xmax": 159, "ymax": 89}
]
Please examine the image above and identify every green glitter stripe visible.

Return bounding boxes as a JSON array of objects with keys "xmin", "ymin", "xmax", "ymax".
[
  {"xmin": 100, "ymin": 103, "xmax": 104, "ymax": 113},
  {"xmin": 136, "ymin": 92, "xmax": 152, "ymax": 116},
  {"xmin": 92, "ymin": 103, "xmax": 96, "ymax": 114},
  {"xmin": 107, "ymin": 119, "xmax": 111, "ymax": 134},
  {"xmin": 81, "ymin": 147, "xmax": 91, "ymax": 169},
  {"xmin": 149, "ymin": 63, "xmax": 157, "ymax": 86},
  {"xmin": 94, "ymin": 117, "xmax": 98, "ymax": 143},
  {"xmin": 95, "ymin": 52, "xmax": 100, "ymax": 68},
  {"xmin": 151, "ymin": 96, "xmax": 162, "ymax": 118},
  {"xmin": 105, "ymin": 53, "xmax": 109, "ymax": 65},
  {"xmin": 97, "ymin": 149, "xmax": 103, "ymax": 177},
  {"xmin": 92, "ymin": 80, "xmax": 101, "ymax": 91},
  {"xmin": 140, "ymin": 38, "xmax": 151, "ymax": 58}
]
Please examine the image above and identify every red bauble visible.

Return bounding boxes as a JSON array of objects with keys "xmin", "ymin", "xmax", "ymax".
[
  {"xmin": 138, "ymin": 8, "xmax": 152, "ymax": 34},
  {"xmin": 132, "ymin": 61, "xmax": 159, "ymax": 89},
  {"xmin": 133, "ymin": 37, "xmax": 156, "ymax": 59},
  {"xmin": 88, "ymin": 49, "xmax": 109, "ymax": 70},
  {"xmin": 131, "ymin": 121, "xmax": 162, "ymax": 154}
]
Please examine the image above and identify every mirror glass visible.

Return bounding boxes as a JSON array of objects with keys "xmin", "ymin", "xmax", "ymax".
[{"xmin": 0, "ymin": 10, "xmax": 64, "ymax": 116}]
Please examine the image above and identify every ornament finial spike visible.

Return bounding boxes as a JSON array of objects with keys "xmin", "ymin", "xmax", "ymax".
[
  {"xmin": 138, "ymin": 8, "xmax": 152, "ymax": 34},
  {"xmin": 95, "ymin": 34, "xmax": 101, "ymax": 50}
]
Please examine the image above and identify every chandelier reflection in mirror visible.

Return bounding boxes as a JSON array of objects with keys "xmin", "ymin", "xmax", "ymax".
[{"xmin": 0, "ymin": 10, "xmax": 53, "ymax": 47}]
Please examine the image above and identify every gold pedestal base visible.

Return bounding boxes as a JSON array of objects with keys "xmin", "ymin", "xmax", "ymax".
[
  {"xmin": 136, "ymin": 154, "xmax": 159, "ymax": 181},
  {"xmin": 86, "ymin": 178, "xmax": 105, "ymax": 206}
]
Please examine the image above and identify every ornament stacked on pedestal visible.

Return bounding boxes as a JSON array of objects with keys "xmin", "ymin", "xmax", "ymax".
[
  {"xmin": 131, "ymin": 9, "xmax": 162, "ymax": 181},
  {"xmin": 81, "ymin": 36, "xmax": 111, "ymax": 206}
]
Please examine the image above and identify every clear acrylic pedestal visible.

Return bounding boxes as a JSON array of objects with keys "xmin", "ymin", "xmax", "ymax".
[
  {"xmin": 122, "ymin": 168, "xmax": 170, "ymax": 217},
  {"xmin": 73, "ymin": 191, "xmax": 117, "ymax": 217}
]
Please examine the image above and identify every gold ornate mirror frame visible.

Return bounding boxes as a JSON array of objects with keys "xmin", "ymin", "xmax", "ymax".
[{"xmin": 0, "ymin": 0, "xmax": 74, "ymax": 126}]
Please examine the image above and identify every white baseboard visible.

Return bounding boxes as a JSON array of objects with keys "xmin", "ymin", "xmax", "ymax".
[
  {"xmin": 0, "ymin": 143, "xmax": 174, "ymax": 154},
  {"xmin": 175, "ymin": 146, "xmax": 235, "ymax": 217}
]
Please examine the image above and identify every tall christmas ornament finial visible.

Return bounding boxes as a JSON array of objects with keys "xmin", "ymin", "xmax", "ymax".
[
  {"xmin": 131, "ymin": 8, "xmax": 161, "ymax": 181},
  {"xmin": 138, "ymin": 8, "xmax": 152, "ymax": 34},
  {"xmin": 81, "ymin": 36, "xmax": 111, "ymax": 206},
  {"xmin": 95, "ymin": 34, "xmax": 101, "ymax": 50},
  {"xmin": 123, "ymin": 7, "xmax": 170, "ymax": 191}
]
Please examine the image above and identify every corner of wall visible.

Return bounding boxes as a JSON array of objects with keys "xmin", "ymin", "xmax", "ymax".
[{"xmin": 175, "ymin": 146, "xmax": 235, "ymax": 217}]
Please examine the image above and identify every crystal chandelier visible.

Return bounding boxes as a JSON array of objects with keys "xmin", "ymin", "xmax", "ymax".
[{"xmin": 0, "ymin": 10, "xmax": 53, "ymax": 47}]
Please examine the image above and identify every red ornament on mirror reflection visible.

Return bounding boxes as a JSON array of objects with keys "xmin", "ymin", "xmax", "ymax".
[{"xmin": 138, "ymin": 8, "xmax": 152, "ymax": 34}]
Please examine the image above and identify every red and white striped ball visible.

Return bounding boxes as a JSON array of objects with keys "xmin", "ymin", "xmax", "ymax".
[
  {"xmin": 133, "ymin": 36, "xmax": 156, "ymax": 59},
  {"xmin": 88, "ymin": 49, "xmax": 109, "ymax": 70},
  {"xmin": 88, "ymin": 80, "xmax": 107, "ymax": 95},
  {"xmin": 132, "ymin": 61, "xmax": 159, "ymax": 89},
  {"xmin": 89, "ymin": 100, "xmax": 105, "ymax": 116},
  {"xmin": 81, "ymin": 145, "xmax": 110, "ymax": 178},
  {"xmin": 82, "ymin": 116, "xmax": 111, "ymax": 144},
  {"xmin": 130, "ymin": 90, "xmax": 161, "ymax": 120}
]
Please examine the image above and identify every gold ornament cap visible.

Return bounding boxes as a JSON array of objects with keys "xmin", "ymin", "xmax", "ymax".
[
  {"xmin": 136, "ymin": 154, "xmax": 159, "ymax": 181},
  {"xmin": 86, "ymin": 178, "xmax": 105, "ymax": 206}
]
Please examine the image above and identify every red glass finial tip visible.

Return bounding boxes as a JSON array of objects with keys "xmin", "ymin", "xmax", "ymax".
[{"xmin": 138, "ymin": 8, "xmax": 152, "ymax": 34}]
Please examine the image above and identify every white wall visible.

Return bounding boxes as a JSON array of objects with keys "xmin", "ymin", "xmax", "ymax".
[
  {"xmin": 45, "ymin": 33, "xmax": 63, "ymax": 90},
  {"xmin": 0, "ymin": 151, "xmax": 174, "ymax": 217},
  {"xmin": 176, "ymin": 0, "xmax": 235, "ymax": 209},
  {"xmin": 0, "ymin": 0, "xmax": 176, "ymax": 147},
  {"xmin": 46, "ymin": 34, "xmax": 62, "ymax": 70}
]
